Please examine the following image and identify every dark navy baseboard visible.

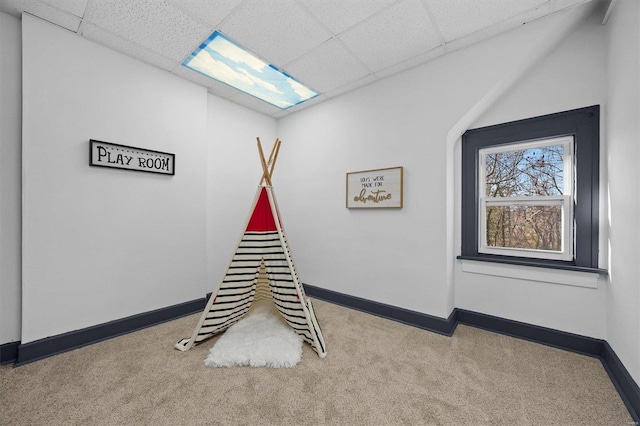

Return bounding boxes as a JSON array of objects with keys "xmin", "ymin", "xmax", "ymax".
[
  {"xmin": 303, "ymin": 283, "xmax": 639, "ymax": 423},
  {"xmin": 455, "ymin": 309, "xmax": 605, "ymax": 357},
  {"xmin": 601, "ymin": 342, "xmax": 640, "ymax": 422},
  {"xmin": 12, "ymin": 297, "xmax": 206, "ymax": 366},
  {"xmin": 303, "ymin": 284, "xmax": 456, "ymax": 336},
  {"xmin": 0, "ymin": 341, "xmax": 20, "ymax": 365}
]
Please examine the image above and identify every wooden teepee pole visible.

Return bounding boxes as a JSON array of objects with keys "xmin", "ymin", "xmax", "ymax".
[
  {"xmin": 258, "ymin": 137, "xmax": 281, "ymax": 186},
  {"xmin": 257, "ymin": 137, "xmax": 272, "ymax": 187},
  {"xmin": 269, "ymin": 138, "xmax": 281, "ymax": 180}
]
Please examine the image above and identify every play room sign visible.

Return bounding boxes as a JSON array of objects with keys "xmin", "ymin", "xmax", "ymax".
[{"xmin": 90, "ymin": 139, "xmax": 175, "ymax": 175}]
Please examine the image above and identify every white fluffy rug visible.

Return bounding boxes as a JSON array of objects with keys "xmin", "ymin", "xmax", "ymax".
[{"xmin": 204, "ymin": 300, "xmax": 303, "ymax": 368}]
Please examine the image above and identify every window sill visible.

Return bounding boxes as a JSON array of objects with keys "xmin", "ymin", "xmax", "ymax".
[{"xmin": 457, "ymin": 255, "xmax": 607, "ymax": 289}]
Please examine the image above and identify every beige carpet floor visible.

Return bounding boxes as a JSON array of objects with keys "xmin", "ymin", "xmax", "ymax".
[{"xmin": 0, "ymin": 299, "xmax": 633, "ymax": 425}]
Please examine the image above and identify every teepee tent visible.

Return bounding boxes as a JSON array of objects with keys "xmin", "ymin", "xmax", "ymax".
[{"xmin": 176, "ymin": 138, "xmax": 327, "ymax": 358}]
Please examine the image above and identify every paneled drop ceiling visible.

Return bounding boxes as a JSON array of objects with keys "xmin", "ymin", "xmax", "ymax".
[{"xmin": 0, "ymin": 0, "xmax": 592, "ymax": 118}]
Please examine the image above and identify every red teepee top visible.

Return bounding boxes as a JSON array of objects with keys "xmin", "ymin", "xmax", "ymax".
[{"xmin": 246, "ymin": 187, "xmax": 279, "ymax": 232}]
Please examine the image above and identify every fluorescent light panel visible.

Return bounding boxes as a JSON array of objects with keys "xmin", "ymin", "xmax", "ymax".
[{"xmin": 183, "ymin": 31, "xmax": 317, "ymax": 109}]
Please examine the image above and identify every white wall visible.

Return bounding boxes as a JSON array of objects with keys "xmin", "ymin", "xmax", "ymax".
[
  {"xmin": 0, "ymin": 12, "xmax": 22, "ymax": 344},
  {"xmin": 605, "ymin": 0, "xmax": 640, "ymax": 384},
  {"xmin": 277, "ymin": 4, "xmax": 596, "ymax": 320},
  {"xmin": 206, "ymin": 95, "xmax": 277, "ymax": 290},
  {"xmin": 7, "ymin": 3, "xmax": 639, "ymax": 389},
  {"xmin": 455, "ymin": 5, "xmax": 608, "ymax": 338},
  {"xmin": 21, "ymin": 15, "xmax": 208, "ymax": 343}
]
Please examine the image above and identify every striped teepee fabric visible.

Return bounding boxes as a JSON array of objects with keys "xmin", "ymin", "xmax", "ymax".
[{"xmin": 176, "ymin": 186, "xmax": 326, "ymax": 359}]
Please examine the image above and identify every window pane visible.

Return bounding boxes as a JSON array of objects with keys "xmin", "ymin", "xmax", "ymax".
[
  {"xmin": 486, "ymin": 205, "xmax": 562, "ymax": 251},
  {"xmin": 485, "ymin": 145, "xmax": 564, "ymax": 197}
]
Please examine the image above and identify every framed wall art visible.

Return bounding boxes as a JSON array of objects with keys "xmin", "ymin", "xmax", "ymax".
[{"xmin": 346, "ymin": 166, "xmax": 403, "ymax": 209}]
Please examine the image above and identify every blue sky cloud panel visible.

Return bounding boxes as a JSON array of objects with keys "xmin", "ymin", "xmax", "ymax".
[{"xmin": 183, "ymin": 31, "xmax": 317, "ymax": 109}]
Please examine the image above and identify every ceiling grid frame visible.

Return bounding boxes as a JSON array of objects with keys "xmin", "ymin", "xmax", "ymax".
[
  {"xmin": 0, "ymin": 0, "xmax": 596, "ymax": 118},
  {"xmin": 290, "ymin": 0, "xmax": 377, "ymax": 74}
]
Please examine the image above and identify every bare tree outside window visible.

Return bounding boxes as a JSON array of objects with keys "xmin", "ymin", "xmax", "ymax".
[{"xmin": 484, "ymin": 144, "xmax": 566, "ymax": 251}]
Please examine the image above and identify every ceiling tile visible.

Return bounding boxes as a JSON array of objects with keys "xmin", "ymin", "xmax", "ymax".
[
  {"xmin": 339, "ymin": 0, "xmax": 442, "ymax": 72},
  {"xmin": 425, "ymin": 0, "xmax": 547, "ymax": 42},
  {"xmin": 166, "ymin": 0, "xmax": 242, "ymax": 28},
  {"xmin": 445, "ymin": 4, "xmax": 549, "ymax": 53},
  {"xmin": 81, "ymin": 22, "xmax": 178, "ymax": 71},
  {"xmin": 284, "ymin": 38, "xmax": 371, "ymax": 93},
  {"xmin": 299, "ymin": 0, "xmax": 396, "ymax": 35},
  {"xmin": 0, "ymin": 0, "xmax": 82, "ymax": 31},
  {"xmin": 273, "ymin": 94, "xmax": 327, "ymax": 118},
  {"xmin": 85, "ymin": 0, "xmax": 213, "ymax": 62},
  {"xmin": 40, "ymin": 0, "xmax": 87, "ymax": 17},
  {"xmin": 172, "ymin": 65, "xmax": 241, "ymax": 99},
  {"xmin": 219, "ymin": 0, "xmax": 331, "ymax": 67},
  {"xmin": 227, "ymin": 90, "xmax": 285, "ymax": 117},
  {"xmin": 0, "ymin": 0, "xmax": 23, "ymax": 17},
  {"xmin": 553, "ymin": 0, "xmax": 591, "ymax": 11},
  {"xmin": 374, "ymin": 45, "xmax": 446, "ymax": 78},
  {"xmin": 323, "ymin": 74, "xmax": 377, "ymax": 99}
]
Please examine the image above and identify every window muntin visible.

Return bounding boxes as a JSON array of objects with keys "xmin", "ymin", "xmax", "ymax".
[{"xmin": 478, "ymin": 137, "xmax": 574, "ymax": 261}]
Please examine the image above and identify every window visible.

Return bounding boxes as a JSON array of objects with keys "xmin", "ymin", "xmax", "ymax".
[
  {"xmin": 479, "ymin": 136, "xmax": 574, "ymax": 261},
  {"xmin": 460, "ymin": 106, "xmax": 602, "ymax": 272}
]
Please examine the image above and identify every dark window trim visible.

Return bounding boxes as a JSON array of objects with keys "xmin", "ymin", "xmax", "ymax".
[{"xmin": 460, "ymin": 105, "xmax": 601, "ymax": 271}]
